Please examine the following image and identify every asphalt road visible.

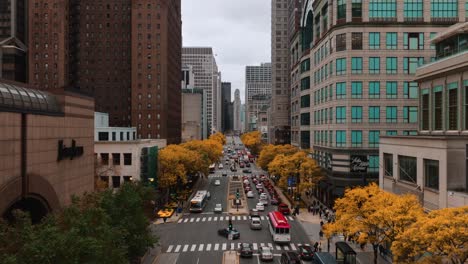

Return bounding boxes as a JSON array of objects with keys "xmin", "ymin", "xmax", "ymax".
[{"xmin": 154, "ymin": 136, "xmax": 313, "ymax": 264}]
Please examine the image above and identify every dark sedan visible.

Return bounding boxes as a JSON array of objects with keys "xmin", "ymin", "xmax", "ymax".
[
  {"xmin": 218, "ymin": 228, "xmax": 240, "ymax": 239},
  {"xmin": 297, "ymin": 245, "xmax": 314, "ymax": 260},
  {"xmin": 242, "ymin": 169, "xmax": 252, "ymax": 173},
  {"xmin": 239, "ymin": 243, "xmax": 253, "ymax": 257}
]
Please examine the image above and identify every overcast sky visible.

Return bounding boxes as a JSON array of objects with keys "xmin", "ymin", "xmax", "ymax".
[{"xmin": 181, "ymin": 0, "xmax": 271, "ymax": 103}]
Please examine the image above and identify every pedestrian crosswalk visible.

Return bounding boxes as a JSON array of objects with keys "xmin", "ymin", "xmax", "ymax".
[
  {"xmin": 165, "ymin": 242, "xmax": 310, "ymax": 253},
  {"xmin": 177, "ymin": 215, "xmax": 295, "ymax": 224}
]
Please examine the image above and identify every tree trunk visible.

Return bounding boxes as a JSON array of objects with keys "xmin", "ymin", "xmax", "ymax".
[{"xmin": 373, "ymin": 245, "xmax": 378, "ymax": 264}]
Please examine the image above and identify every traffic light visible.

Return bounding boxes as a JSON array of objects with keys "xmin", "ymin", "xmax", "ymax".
[
  {"xmin": 228, "ymin": 219, "xmax": 233, "ymax": 231},
  {"xmin": 236, "ymin": 188, "xmax": 240, "ymax": 199}
]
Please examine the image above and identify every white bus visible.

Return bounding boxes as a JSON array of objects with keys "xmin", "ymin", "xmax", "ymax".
[
  {"xmin": 190, "ymin": 190, "xmax": 208, "ymax": 213},
  {"xmin": 209, "ymin": 163, "xmax": 216, "ymax": 173},
  {"xmin": 268, "ymin": 211, "xmax": 291, "ymax": 243}
]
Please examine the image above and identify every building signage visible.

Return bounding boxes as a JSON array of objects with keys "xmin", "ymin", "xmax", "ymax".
[
  {"xmin": 350, "ymin": 155, "xmax": 368, "ymax": 172},
  {"xmin": 57, "ymin": 140, "xmax": 84, "ymax": 161}
]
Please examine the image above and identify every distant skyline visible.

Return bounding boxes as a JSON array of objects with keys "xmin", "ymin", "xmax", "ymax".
[{"xmin": 181, "ymin": 0, "xmax": 271, "ymax": 103}]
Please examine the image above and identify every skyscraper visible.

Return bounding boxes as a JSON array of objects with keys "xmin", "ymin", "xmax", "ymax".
[
  {"xmin": 182, "ymin": 47, "xmax": 218, "ymax": 135},
  {"xmin": 26, "ymin": 0, "xmax": 182, "ymax": 143},
  {"xmin": 233, "ymin": 89, "xmax": 242, "ymax": 133},
  {"xmin": 221, "ymin": 82, "xmax": 232, "ymax": 132},
  {"xmin": 245, "ymin": 63, "xmax": 271, "ymax": 132},
  {"xmin": 270, "ymin": 0, "xmax": 291, "ymax": 145},
  {"xmin": 296, "ymin": 0, "xmax": 465, "ymax": 206}
]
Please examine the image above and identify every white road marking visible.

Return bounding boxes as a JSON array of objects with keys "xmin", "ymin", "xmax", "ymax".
[
  {"xmin": 183, "ymin": 218, "xmax": 188, "ymax": 223},
  {"xmin": 288, "ymin": 216, "xmax": 294, "ymax": 221},
  {"xmin": 198, "ymin": 244, "xmax": 204, "ymax": 251},
  {"xmin": 305, "ymin": 243, "xmax": 310, "ymax": 246},
  {"xmin": 202, "ymin": 217, "xmax": 206, "ymax": 222},
  {"xmin": 177, "ymin": 219, "xmax": 183, "ymax": 223},
  {"xmin": 214, "ymin": 217, "xmax": 218, "ymax": 221},
  {"xmin": 215, "ymin": 243, "xmax": 220, "ymax": 251},
  {"xmin": 182, "ymin": 244, "xmax": 189, "ymax": 252},
  {"xmin": 253, "ymin": 243, "xmax": 258, "ymax": 250},
  {"xmin": 290, "ymin": 243, "xmax": 296, "ymax": 250},
  {"xmin": 167, "ymin": 245, "xmax": 173, "ymax": 253},
  {"xmin": 190, "ymin": 218, "xmax": 194, "ymax": 223},
  {"xmin": 196, "ymin": 218, "xmax": 200, "ymax": 222},
  {"xmin": 208, "ymin": 217, "xmax": 212, "ymax": 221},
  {"xmin": 174, "ymin": 245, "xmax": 181, "ymax": 252},
  {"xmin": 220, "ymin": 216, "xmax": 224, "ymax": 221},
  {"xmin": 230, "ymin": 243, "xmax": 235, "ymax": 250},
  {"xmin": 243, "ymin": 216, "xmax": 247, "ymax": 220},
  {"xmin": 268, "ymin": 243, "xmax": 273, "ymax": 248},
  {"xmin": 206, "ymin": 244, "xmax": 212, "ymax": 251},
  {"xmin": 276, "ymin": 245, "xmax": 281, "ymax": 250},
  {"xmin": 190, "ymin": 244, "xmax": 197, "ymax": 251},
  {"xmin": 222, "ymin": 243, "xmax": 227, "ymax": 250},
  {"xmin": 283, "ymin": 245, "xmax": 289, "ymax": 250},
  {"xmin": 260, "ymin": 216, "xmax": 265, "ymax": 220},
  {"xmin": 260, "ymin": 243, "xmax": 265, "ymax": 247},
  {"xmin": 237, "ymin": 216, "xmax": 241, "ymax": 220}
]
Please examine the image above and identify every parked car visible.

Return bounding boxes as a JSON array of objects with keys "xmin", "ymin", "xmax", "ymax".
[
  {"xmin": 297, "ymin": 245, "xmax": 314, "ymax": 260},
  {"xmin": 259, "ymin": 246, "xmax": 274, "ymax": 261},
  {"xmin": 247, "ymin": 191, "xmax": 254, "ymax": 198},
  {"xmin": 222, "ymin": 172, "xmax": 227, "ymax": 177},
  {"xmin": 243, "ymin": 179, "xmax": 249, "ymax": 184},
  {"xmin": 250, "ymin": 208, "xmax": 260, "ymax": 217},
  {"xmin": 239, "ymin": 243, "xmax": 253, "ymax": 258},
  {"xmin": 246, "ymin": 162, "xmax": 251, "ymax": 167},
  {"xmin": 256, "ymin": 202, "xmax": 265, "ymax": 211},
  {"xmin": 218, "ymin": 164, "xmax": 223, "ymax": 169},
  {"xmin": 218, "ymin": 228, "xmax": 240, "ymax": 239},
  {"xmin": 243, "ymin": 169, "xmax": 251, "ymax": 173},
  {"xmin": 214, "ymin": 180, "xmax": 221, "ymax": 186},
  {"xmin": 280, "ymin": 252, "xmax": 301, "ymax": 264},
  {"xmin": 250, "ymin": 216, "xmax": 262, "ymax": 230},
  {"xmin": 278, "ymin": 203, "xmax": 291, "ymax": 215},
  {"xmin": 214, "ymin": 203, "xmax": 223, "ymax": 213}
]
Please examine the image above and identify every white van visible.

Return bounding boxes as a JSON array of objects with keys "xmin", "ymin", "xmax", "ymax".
[
  {"xmin": 250, "ymin": 216, "xmax": 262, "ymax": 230},
  {"xmin": 218, "ymin": 163, "xmax": 223, "ymax": 169}
]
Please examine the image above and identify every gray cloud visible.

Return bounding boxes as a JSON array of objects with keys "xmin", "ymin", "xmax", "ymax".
[{"xmin": 182, "ymin": 0, "xmax": 271, "ymax": 103}]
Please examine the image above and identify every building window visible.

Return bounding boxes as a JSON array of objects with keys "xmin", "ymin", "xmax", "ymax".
[
  {"xmin": 424, "ymin": 159, "xmax": 439, "ymax": 190},
  {"xmin": 404, "ymin": 32, "xmax": 424, "ymax": 50},
  {"xmin": 352, "ymin": 33, "xmax": 363, "ymax": 50},
  {"xmin": 351, "ymin": 82, "xmax": 363, "ymax": 98},
  {"xmin": 336, "ymin": 58, "xmax": 347, "ymax": 75},
  {"xmin": 422, "ymin": 89, "xmax": 430, "ymax": 130},
  {"xmin": 404, "ymin": 0, "xmax": 424, "ymax": 18},
  {"xmin": 403, "ymin": 106, "xmax": 418, "ymax": 123},
  {"xmin": 369, "ymin": 57, "xmax": 380, "ymax": 74},
  {"xmin": 369, "ymin": 81, "xmax": 381, "ymax": 99},
  {"xmin": 386, "ymin": 106, "xmax": 398, "ymax": 123},
  {"xmin": 112, "ymin": 153, "xmax": 120, "ymax": 165},
  {"xmin": 386, "ymin": 82, "xmax": 398, "ymax": 99},
  {"xmin": 448, "ymin": 82, "xmax": 458, "ymax": 130},
  {"xmin": 336, "ymin": 106, "xmax": 346, "ymax": 123},
  {"xmin": 352, "ymin": 106, "xmax": 363, "ymax": 123},
  {"xmin": 123, "ymin": 153, "xmax": 132, "ymax": 165},
  {"xmin": 301, "ymin": 95, "xmax": 310, "ymax": 108},
  {"xmin": 351, "ymin": 130, "xmax": 363, "ymax": 147},
  {"xmin": 465, "ymin": 81, "xmax": 468, "ymax": 129},
  {"xmin": 369, "ymin": 131, "xmax": 380, "ymax": 148},
  {"xmin": 431, "ymin": 0, "xmax": 458, "ymax": 18},
  {"xmin": 112, "ymin": 176, "xmax": 121, "ymax": 188},
  {"xmin": 337, "ymin": 0, "xmax": 346, "ymax": 20},
  {"xmin": 386, "ymin": 130, "xmax": 398, "ymax": 136},
  {"xmin": 123, "ymin": 176, "xmax": 132, "ymax": 182},
  {"xmin": 386, "ymin": 32, "xmax": 398, "ymax": 49},
  {"xmin": 369, "ymin": 0, "xmax": 397, "ymax": 18},
  {"xmin": 336, "ymin": 82, "xmax": 346, "ymax": 99},
  {"xmin": 336, "ymin": 33, "xmax": 346, "ymax": 51},
  {"xmin": 368, "ymin": 155, "xmax": 379, "ymax": 172},
  {"xmin": 98, "ymin": 132, "xmax": 109, "ymax": 141},
  {"xmin": 384, "ymin": 153, "xmax": 393, "ymax": 176},
  {"xmin": 404, "ymin": 82, "xmax": 419, "ymax": 99},
  {"xmin": 101, "ymin": 153, "xmax": 109, "ymax": 165},
  {"xmin": 403, "ymin": 57, "xmax": 424, "ymax": 74},
  {"xmin": 399, "ymin": 155, "xmax": 417, "ymax": 183},
  {"xmin": 369, "ymin": 32, "xmax": 380, "ymax": 49},
  {"xmin": 351, "ymin": 57, "xmax": 363, "ymax": 74},
  {"xmin": 301, "ymin": 59, "xmax": 310, "ymax": 73},
  {"xmin": 403, "ymin": 130, "xmax": 418, "ymax": 135},
  {"xmin": 336, "ymin": 130, "xmax": 346, "ymax": 147},
  {"xmin": 112, "ymin": 132, "xmax": 116, "ymax": 141},
  {"xmin": 301, "ymin": 113, "xmax": 310, "ymax": 126},
  {"xmin": 386, "ymin": 57, "xmax": 398, "ymax": 74},
  {"xmin": 434, "ymin": 86, "xmax": 443, "ymax": 130},
  {"xmin": 352, "ymin": 0, "xmax": 362, "ymax": 18},
  {"xmin": 301, "ymin": 77, "xmax": 310, "ymax": 90},
  {"xmin": 369, "ymin": 106, "xmax": 380, "ymax": 123}
]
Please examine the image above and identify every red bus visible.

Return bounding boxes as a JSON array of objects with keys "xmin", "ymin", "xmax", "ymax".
[{"xmin": 267, "ymin": 211, "xmax": 291, "ymax": 243}]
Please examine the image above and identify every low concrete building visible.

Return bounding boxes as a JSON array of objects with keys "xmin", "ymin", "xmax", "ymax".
[
  {"xmin": 379, "ymin": 23, "xmax": 468, "ymax": 210},
  {"xmin": 94, "ymin": 112, "xmax": 166, "ymax": 188},
  {"xmin": 0, "ymin": 80, "xmax": 95, "ymax": 222},
  {"xmin": 182, "ymin": 88, "xmax": 204, "ymax": 141}
]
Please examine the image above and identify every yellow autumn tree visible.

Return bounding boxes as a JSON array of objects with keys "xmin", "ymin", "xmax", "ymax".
[
  {"xmin": 267, "ymin": 154, "xmax": 293, "ymax": 188},
  {"xmin": 240, "ymin": 131, "xmax": 262, "ymax": 155},
  {"xmin": 392, "ymin": 206, "xmax": 468, "ymax": 264},
  {"xmin": 323, "ymin": 183, "xmax": 424, "ymax": 264},
  {"xmin": 158, "ymin": 145, "xmax": 201, "ymax": 189},
  {"xmin": 181, "ymin": 139, "xmax": 223, "ymax": 175},
  {"xmin": 257, "ymin": 144, "xmax": 298, "ymax": 170},
  {"xmin": 209, "ymin": 132, "xmax": 226, "ymax": 145}
]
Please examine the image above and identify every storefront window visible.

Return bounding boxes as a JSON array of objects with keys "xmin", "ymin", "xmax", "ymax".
[
  {"xmin": 424, "ymin": 159, "xmax": 439, "ymax": 190},
  {"xmin": 399, "ymin": 155, "xmax": 417, "ymax": 183}
]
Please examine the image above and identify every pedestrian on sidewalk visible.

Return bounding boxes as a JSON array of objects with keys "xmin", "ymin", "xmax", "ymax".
[
  {"xmin": 320, "ymin": 220, "xmax": 324, "ymax": 227},
  {"xmin": 319, "ymin": 210, "xmax": 322, "ymax": 218},
  {"xmin": 308, "ymin": 205, "xmax": 311, "ymax": 213},
  {"xmin": 319, "ymin": 230, "xmax": 323, "ymax": 238},
  {"xmin": 313, "ymin": 242, "xmax": 319, "ymax": 252}
]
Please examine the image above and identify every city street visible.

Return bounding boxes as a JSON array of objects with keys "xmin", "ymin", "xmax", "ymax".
[{"xmin": 153, "ymin": 136, "xmax": 314, "ymax": 264}]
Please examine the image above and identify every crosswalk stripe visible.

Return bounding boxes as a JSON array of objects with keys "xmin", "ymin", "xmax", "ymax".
[
  {"xmin": 288, "ymin": 216, "xmax": 294, "ymax": 221},
  {"xmin": 198, "ymin": 244, "xmax": 204, "ymax": 251},
  {"xmin": 253, "ymin": 243, "xmax": 258, "ymax": 250},
  {"xmin": 167, "ymin": 245, "xmax": 173, "ymax": 253},
  {"xmin": 283, "ymin": 245, "xmax": 289, "ymax": 250},
  {"xmin": 183, "ymin": 219, "xmax": 188, "ymax": 223},
  {"xmin": 305, "ymin": 244, "xmax": 310, "ymax": 246},
  {"xmin": 260, "ymin": 243, "xmax": 265, "ymax": 247},
  {"xmin": 208, "ymin": 217, "xmax": 212, "ymax": 221},
  {"xmin": 230, "ymin": 243, "xmax": 235, "ymax": 250},
  {"xmin": 237, "ymin": 216, "xmax": 241, "ymax": 220},
  {"xmin": 222, "ymin": 243, "xmax": 227, "ymax": 250},
  {"xmin": 206, "ymin": 244, "xmax": 212, "ymax": 251},
  {"xmin": 268, "ymin": 243, "xmax": 273, "ymax": 248},
  {"xmin": 214, "ymin": 217, "xmax": 218, "ymax": 221},
  {"xmin": 202, "ymin": 217, "xmax": 206, "ymax": 222},
  {"xmin": 196, "ymin": 218, "xmax": 200, "ymax": 222},
  {"xmin": 220, "ymin": 216, "xmax": 224, "ymax": 221},
  {"xmin": 177, "ymin": 219, "xmax": 183, "ymax": 223},
  {"xmin": 190, "ymin": 244, "xmax": 196, "ymax": 252},
  {"xmin": 183, "ymin": 245, "xmax": 189, "ymax": 252},
  {"xmin": 290, "ymin": 244, "xmax": 296, "ymax": 250},
  {"xmin": 189, "ymin": 218, "xmax": 194, "ymax": 223},
  {"xmin": 243, "ymin": 216, "xmax": 247, "ymax": 220},
  {"xmin": 276, "ymin": 245, "xmax": 281, "ymax": 250},
  {"xmin": 215, "ymin": 243, "xmax": 220, "ymax": 251},
  {"xmin": 260, "ymin": 216, "xmax": 265, "ymax": 220},
  {"xmin": 175, "ymin": 245, "xmax": 181, "ymax": 252}
]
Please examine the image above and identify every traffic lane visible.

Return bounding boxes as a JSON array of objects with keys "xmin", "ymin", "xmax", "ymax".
[
  {"xmin": 205, "ymin": 174, "xmax": 228, "ymax": 213},
  {"xmin": 176, "ymin": 251, "xmax": 224, "ymax": 264}
]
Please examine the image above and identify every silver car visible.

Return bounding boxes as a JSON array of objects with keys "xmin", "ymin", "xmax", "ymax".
[
  {"xmin": 259, "ymin": 246, "xmax": 273, "ymax": 261},
  {"xmin": 214, "ymin": 203, "xmax": 222, "ymax": 213}
]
